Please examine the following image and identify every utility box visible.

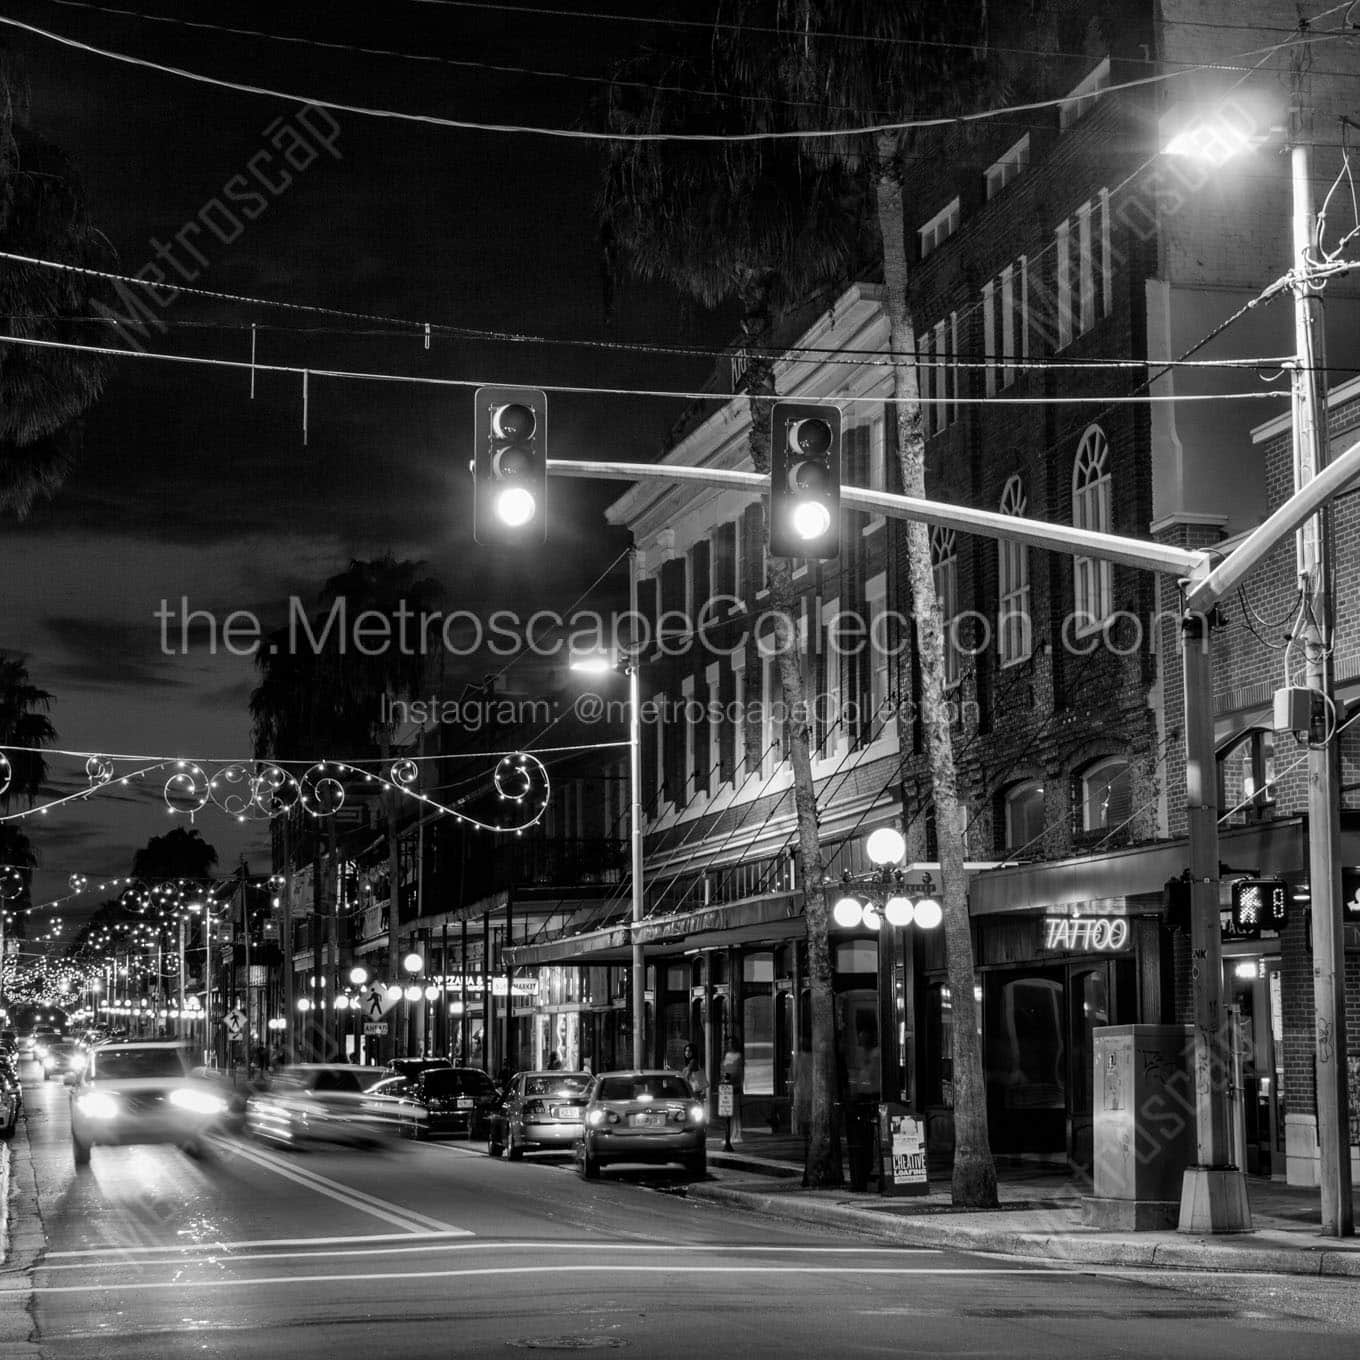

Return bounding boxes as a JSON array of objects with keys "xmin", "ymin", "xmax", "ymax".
[{"xmin": 1084, "ymin": 1024, "xmax": 1196, "ymax": 1231}]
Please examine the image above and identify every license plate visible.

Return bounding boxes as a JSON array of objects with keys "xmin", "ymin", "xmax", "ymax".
[
  {"xmin": 630, "ymin": 1112, "xmax": 662, "ymax": 1128},
  {"xmin": 552, "ymin": 1106, "xmax": 581, "ymax": 1120},
  {"xmin": 456, "ymin": 1097, "xmax": 474, "ymax": 1109}
]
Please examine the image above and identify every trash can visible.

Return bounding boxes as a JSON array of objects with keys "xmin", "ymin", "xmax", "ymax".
[{"xmin": 843, "ymin": 1096, "xmax": 876, "ymax": 1191}]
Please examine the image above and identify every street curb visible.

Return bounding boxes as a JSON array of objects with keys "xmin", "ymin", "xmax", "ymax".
[{"xmin": 688, "ymin": 1181, "xmax": 1360, "ymax": 1279}]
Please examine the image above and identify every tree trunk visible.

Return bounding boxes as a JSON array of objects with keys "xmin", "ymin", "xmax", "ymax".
[
  {"xmin": 875, "ymin": 146, "xmax": 997, "ymax": 1208},
  {"xmin": 746, "ymin": 385, "xmax": 843, "ymax": 1189}
]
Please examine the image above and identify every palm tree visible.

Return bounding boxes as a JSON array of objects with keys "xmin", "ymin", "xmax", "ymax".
[
  {"xmin": 599, "ymin": 42, "xmax": 871, "ymax": 1186},
  {"xmin": 0, "ymin": 58, "xmax": 111, "ymax": 517},
  {"xmin": 740, "ymin": 0, "xmax": 1002, "ymax": 1206}
]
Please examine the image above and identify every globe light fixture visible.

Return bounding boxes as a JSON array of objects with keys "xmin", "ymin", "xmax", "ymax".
[
  {"xmin": 833, "ymin": 895, "xmax": 863, "ymax": 928},
  {"xmin": 349, "ymin": 966, "xmax": 369, "ymax": 986},
  {"xmin": 861, "ymin": 902, "xmax": 881, "ymax": 931},
  {"xmin": 865, "ymin": 826, "xmax": 907, "ymax": 867},
  {"xmin": 402, "ymin": 952, "xmax": 423, "ymax": 975},
  {"xmin": 913, "ymin": 896, "xmax": 943, "ymax": 930},
  {"xmin": 297, "ymin": 998, "xmax": 312, "ymax": 1012},
  {"xmin": 884, "ymin": 895, "xmax": 914, "ymax": 927},
  {"xmin": 385, "ymin": 984, "xmax": 403, "ymax": 1004},
  {"xmin": 423, "ymin": 984, "xmax": 440, "ymax": 1002},
  {"xmin": 403, "ymin": 984, "xmax": 422, "ymax": 1002}
]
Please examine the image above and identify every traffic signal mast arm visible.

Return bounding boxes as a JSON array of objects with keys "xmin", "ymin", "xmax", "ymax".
[{"xmin": 551, "ymin": 458, "xmax": 1204, "ymax": 578}]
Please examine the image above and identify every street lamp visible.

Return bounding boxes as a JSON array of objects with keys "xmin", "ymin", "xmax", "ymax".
[
  {"xmin": 1163, "ymin": 90, "xmax": 1347, "ymax": 1234},
  {"xmin": 570, "ymin": 544, "xmax": 645, "ymax": 1069}
]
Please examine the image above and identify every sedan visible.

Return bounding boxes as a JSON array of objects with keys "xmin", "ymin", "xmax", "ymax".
[
  {"xmin": 393, "ymin": 1067, "xmax": 500, "ymax": 1140},
  {"xmin": 245, "ymin": 1064, "xmax": 401, "ymax": 1147},
  {"xmin": 69, "ymin": 1042, "xmax": 230, "ymax": 1164},
  {"xmin": 41, "ymin": 1041, "xmax": 85, "ymax": 1082},
  {"xmin": 0, "ymin": 1062, "xmax": 20, "ymax": 1138},
  {"xmin": 575, "ymin": 1070, "xmax": 707, "ymax": 1180},
  {"xmin": 487, "ymin": 1071, "xmax": 591, "ymax": 1159}
]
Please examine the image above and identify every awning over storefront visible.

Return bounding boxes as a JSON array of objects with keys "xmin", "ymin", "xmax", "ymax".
[
  {"xmin": 504, "ymin": 891, "xmax": 801, "ymax": 967},
  {"xmin": 969, "ymin": 815, "xmax": 1360, "ymax": 915}
]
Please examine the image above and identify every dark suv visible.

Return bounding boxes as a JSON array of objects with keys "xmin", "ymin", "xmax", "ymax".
[{"xmin": 394, "ymin": 1067, "xmax": 500, "ymax": 1139}]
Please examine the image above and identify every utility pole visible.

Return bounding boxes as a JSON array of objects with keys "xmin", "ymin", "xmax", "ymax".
[
  {"xmin": 1289, "ymin": 60, "xmax": 1353, "ymax": 1237},
  {"xmin": 281, "ymin": 811, "xmax": 295, "ymax": 1063},
  {"xmin": 240, "ymin": 857, "xmax": 252, "ymax": 1079},
  {"xmin": 177, "ymin": 913, "xmax": 186, "ymax": 1038},
  {"xmin": 627, "ymin": 545, "xmax": 646, "ymax": 1069}
]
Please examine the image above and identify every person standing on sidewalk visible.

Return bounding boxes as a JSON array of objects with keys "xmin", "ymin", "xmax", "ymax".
[
  {"xmin": 721, "ymin": 1032, "xmax": 744, "ymax": 1145},
  {"xmin": 681, "ymin": 1042, "xmax": 708, "ymax": 1106}
]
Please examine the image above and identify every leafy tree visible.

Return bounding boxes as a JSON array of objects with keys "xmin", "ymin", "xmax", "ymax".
[
  {"xmin": 131, "ymin": 827, "xmax": 219, "ymax": 882},
  {"xmin": 0, "ymin": 58, "xmax": 111, "ymax": 517}
]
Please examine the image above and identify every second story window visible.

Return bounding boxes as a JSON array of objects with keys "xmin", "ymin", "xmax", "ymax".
[
  {"xmin": 919, "ymin": 197, "xmax": 960, "ymax": 260},
  {"xmin": 1058, "ymin": 57, "xmax": 1110, "ymax": 130},
  {"xmin": 920, "ymin": 315, "xmax": 959, "ymax": 434},
  {"xmin": 930, "ymin": 526, "xmax": 960, "ymax": 687},
  {"xmin": 997, "ymin": 475, "xmax": 1032, "ymax": 666},
  {"xmin": 1072, "ymin": 425, "xmax": 1113, "ymax": 633},
  {"xmin": 1079, "ymin": 756, "xmax": 1131, "ymax": 833},
  {"xmin": 1056, "ymin": 190, "xmax": 1112, "ymax": 348},
  {"xmin": 984, "ymin": 264, "xmax": 1029, "ymax": 393},
  {"xmin": 985, "ymin": 134, "xmax": 1031, "ymax": 199}
]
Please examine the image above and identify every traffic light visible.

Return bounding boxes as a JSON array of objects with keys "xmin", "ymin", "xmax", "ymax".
[
  {"xmin": 769, "ymin": 400, "xmax": 840, "ymax": 559},
  {"xmin": 1230, "ymin": 878, "xmax": 1289, "ymax": 936},
  {"xmin": 1163, "ymin": 874, "xmax": 1191, "ymax": 932},
  {"xmin": 472, "ymin": 385, "xmax": 547, "ymax": 544}
]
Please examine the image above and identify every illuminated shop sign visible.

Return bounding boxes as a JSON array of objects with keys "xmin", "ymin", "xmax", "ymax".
[{"xmin": 1041, "ymin": 916, "xmax": 1130, "ymax": 952}]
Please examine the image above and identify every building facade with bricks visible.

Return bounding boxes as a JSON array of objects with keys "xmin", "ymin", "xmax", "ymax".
[{"xmin": 497, "ymin": 2, "xmax": 1360, "ymax": 1172}]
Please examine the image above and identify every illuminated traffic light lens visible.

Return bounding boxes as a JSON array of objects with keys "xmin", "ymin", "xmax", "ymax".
[
  {"xmin": 491, "ymin": 403, "xmax": 536, "ymax": 441},
  {"xmin": 792, "ymin": 501, "xmax": 832, "ymax": 541},
  {"xmin": 787, "ymin": 417, "xmax": 833, "ymax": 457},
  {"xmin": 496, "ymin": 486, "xmax": 537, "ymax": 527}
]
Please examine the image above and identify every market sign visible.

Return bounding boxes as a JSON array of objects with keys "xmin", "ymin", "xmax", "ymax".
[
  {"xmin": 490, "ymin": 977, "xmax": 540, "ymax": 997},
  {"xmin": 1041, "ymin": 916, "xmax": 1131, "ymax": 953}
]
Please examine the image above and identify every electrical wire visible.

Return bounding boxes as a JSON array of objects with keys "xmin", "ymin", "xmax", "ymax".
[{"xmin": 0, "ymin": 10, "xmax": 1338, "ymax": 145}]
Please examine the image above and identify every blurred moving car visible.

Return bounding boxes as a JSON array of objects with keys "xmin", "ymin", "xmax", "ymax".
[
  {"xmin": 30, "ymin": 1028, "xmax": 60, "ymax": 1061},
  {"xmin": 487, "ymin": 1070, "xmax": 591, "ymax": 1159},
  {"xmin": 245, "ymin": 1064, "xmax": 400, "ymax": 1147},
  {"xmin": 41, "ymin": 1040, "xmax": 85, "ymax": 1082},
  {"xmin": 381, "ymin": 1057, "xmax": 452, "ymax": 1083},
  {"xmin": 189, "ymin": 1066, "xmax": 248, "ymax": 1132},
  {"xmin": 390, "ymin": 1067, "xmax": 499, "ymax": 1140},
  {"xmin": 575, "ymin": 1070, "xmax": 707, "ymax": 1180},
  {"xmin": 69, "ymin": 1041, "xmax": 229, "ymax": 1165}
]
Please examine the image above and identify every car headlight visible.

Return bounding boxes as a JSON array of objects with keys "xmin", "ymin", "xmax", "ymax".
[
  {"xmin": 586, "ymin": 1108, "xmax": 604, "ymax": 1127},
  {"xmin": 169, "ymin": 1087, "xmax": 228, "ymax": 1116},
  {"xmin": 76, "ymin": 1091, "xmax": 119, "ymax": 1120},
  {"xmin": 689, "ymin": 1105, "xmax": 706, "ymax": 1124}
]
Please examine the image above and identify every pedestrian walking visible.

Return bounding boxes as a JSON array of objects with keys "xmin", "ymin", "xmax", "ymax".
[
  {"xmin": 788, "ymin": 1038, "xmax": 813, "ymax": 1186},
  {"xmin": 681, "ymin": 1042, "xmax": 708, "ymax": 1103},
  {"xmin": 721, "ymin": 1031, "xmax": 744, "ymax": 1145}
]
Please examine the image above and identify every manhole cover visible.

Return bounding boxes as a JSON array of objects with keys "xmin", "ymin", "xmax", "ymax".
[{"xmin": 507, "ymin": 1338, "xmax": 627, "ymax": 1351}]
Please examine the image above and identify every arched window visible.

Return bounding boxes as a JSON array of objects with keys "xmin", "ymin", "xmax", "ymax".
[
  {"xmin": 998, "ymin": 475, "xmax": 1031, "ymax": 664},
  {"xmin": 931, "ymin": 526, "xmax": 959, "ymax": 685},
  {"xmin": 1080, "ymin": 757, "xmax": 1131, "ymax": 833},
  {"xmin": 1072, "ymin": 426, "xmax": 1112, "ymax": 633},
  {"xmin": 1004, "ymin": 779, "xmax": 1045, "ymax": 853}
]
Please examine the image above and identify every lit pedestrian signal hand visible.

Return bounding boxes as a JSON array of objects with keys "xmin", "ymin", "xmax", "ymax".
[
  {"xmin": 473, "ymin": 385, "xmax": 547, "ymax": 544},
  {"xmin": 769, "ymin": 400, "xmax": 840, "ymax": 558}
]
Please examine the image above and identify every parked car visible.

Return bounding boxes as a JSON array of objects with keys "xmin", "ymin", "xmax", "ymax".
[
  {"xmin": 391, "ymin": 1067, "xmax": 500, "ymax": 1140},
  {"xmin": 0, "ymin": 1061, "xmax": 21, "ymax": 1138},
  {"xmin": 245, "ymin": 1064, "xmax": 400, "ymax": 1148},
  {"xmin": 487, "ymin": 1070, "xmax": 592, "ymax": 1159},
  {"xmin": 69, "ymin": 1041, "xmax": 229, "ymax": 1165},
  {"xmin": 381, "ymin": 1057, "xmax": 452, "ymax": 1083},
  {"xmin": 575, "ymin": 1070, "xmax": 707, "ymax": 1180},
  {"xmin": 41, "ymin": 1040, "xmax": 85, "ymax": 1082}
]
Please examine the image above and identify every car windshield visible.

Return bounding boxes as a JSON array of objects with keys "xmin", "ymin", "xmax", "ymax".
[
  {"xmin": 523, "ymin": 1075, "xmax": 590, "ymax": 1097},
  {"xmin": 310, "ymin": 1068, "xmax": 384, "ymax": 1093},
  {"xmin": 93, "ymin": 1048, "xmax": 189, "ymax": 1080},
  {"xmin": 597, "ymin": 1075, "xmax": 692, "ymax": 1102},
  {"xmin": 424, "ymin": 1069, "xmax": 494, "ymax": 1096}
]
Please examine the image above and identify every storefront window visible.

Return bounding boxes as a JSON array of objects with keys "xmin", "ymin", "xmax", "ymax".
[
  {"xmin": 742, "ymin": 994, "xmax": 774, "ymax": 1094},
  {"xmin": 834, "ymin": 941, "xmax": 877, "ymax": 975},
  {"xmin": 984, "ymin": 972, "xmax": 1066, "ymax": 1155}
]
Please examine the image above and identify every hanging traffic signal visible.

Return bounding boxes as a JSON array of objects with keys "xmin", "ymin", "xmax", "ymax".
[
  {"xmin": 1230, "ymin": 878, "xmax": 1289, "ymax": 936},
  {"xmin": 472, "ymin": 385, "xmax": 547, "ymax": 544},
  {"xmin": 769, "ymin": 400, "xmax": 840, "ymax": 559}
]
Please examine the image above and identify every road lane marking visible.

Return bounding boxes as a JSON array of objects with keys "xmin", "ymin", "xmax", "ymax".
[
  {"xmin": 38, "ymin": 1230, "xmax": 477, "ymax": 1261},
  {"xmin": 1, "ymin": 1265, "xmax": 1100, "ymax": 1295},
  {"xmin": 30, "ymin": 1241, "xmax": 941, "ymax": 1271},
  {"xmin": 207, "ymin": 1137, "xmax": 469, "ymax": 1235}
]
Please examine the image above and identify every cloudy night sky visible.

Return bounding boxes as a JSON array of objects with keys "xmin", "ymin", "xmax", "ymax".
[{"xmin": 0, "ymin": 0, "xmax": 731, "ymax": 917}]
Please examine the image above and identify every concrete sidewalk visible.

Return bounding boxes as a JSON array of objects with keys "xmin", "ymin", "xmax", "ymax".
[{"xmin": 697, "ymin": 1128, "xmax": 1360, "ymax": 1278}]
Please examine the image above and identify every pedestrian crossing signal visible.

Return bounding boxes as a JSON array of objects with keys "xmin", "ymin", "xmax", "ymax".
[{"xmin": 1230, "ymin": 878, "xmax": 1289, "ymax": 936}]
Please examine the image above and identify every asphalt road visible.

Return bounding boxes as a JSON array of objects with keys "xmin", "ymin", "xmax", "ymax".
[{"xmin": 6, "ymin": 1061, "xmax": 1360, "ymax": 1358}]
